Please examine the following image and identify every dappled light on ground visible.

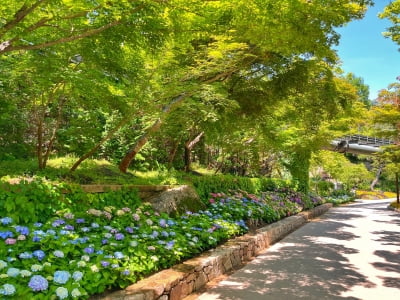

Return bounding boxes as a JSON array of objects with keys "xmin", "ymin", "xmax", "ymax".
[{"xmin": 194, "ymin": 200, "xmax": 400, "ymax": 300}]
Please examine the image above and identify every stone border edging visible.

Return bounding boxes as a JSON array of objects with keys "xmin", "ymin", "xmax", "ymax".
[{"xmin": 93, "ymin": 203, "xmax": 333, "ymax": 300}]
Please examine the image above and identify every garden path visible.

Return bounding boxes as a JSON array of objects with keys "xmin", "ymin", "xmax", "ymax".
[{"xmin": 186, "ymin": 199, "xmax": 400, "ymax": 300}]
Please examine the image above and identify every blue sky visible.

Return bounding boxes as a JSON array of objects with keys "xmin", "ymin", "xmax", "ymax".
[{"xmin": 335, "ymin": 0, "xmax": 400, "ymax": 100}]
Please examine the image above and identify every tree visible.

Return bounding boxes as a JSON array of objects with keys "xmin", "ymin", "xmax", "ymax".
[{"xmin": 380, "ymin": 0, "xmax": 400, "ymax": 47}]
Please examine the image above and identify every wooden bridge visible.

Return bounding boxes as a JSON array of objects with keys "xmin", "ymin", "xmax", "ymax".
[{"xmin": 331, "ymin": 135, "xmax": 395, "ymax": 155}]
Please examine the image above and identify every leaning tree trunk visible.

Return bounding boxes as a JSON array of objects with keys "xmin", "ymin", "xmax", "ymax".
[
  {"xmin": 70, "ymin": 117, "xmax": 131, "ymax": 172},
  {"xmin": 370, "ymin": 164, "xmax": 384, "ymax": 191},
  {"xmin": 184, "ymin": 132, "xmax": 204, "ymax": 172}
]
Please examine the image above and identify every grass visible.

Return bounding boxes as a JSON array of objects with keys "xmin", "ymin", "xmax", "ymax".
[{"xmin": 0, "ymin": 157, "xmax": 193, "ymax": 186}]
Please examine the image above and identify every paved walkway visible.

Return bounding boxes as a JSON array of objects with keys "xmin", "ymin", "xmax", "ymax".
[{"xmin": 190, "ymin": 199, "xmax": 400, "ymax": 300}]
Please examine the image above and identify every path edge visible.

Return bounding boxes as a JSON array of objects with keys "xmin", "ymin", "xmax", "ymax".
[{"xmin": 92, "ymin": 203, "xmax": 333, "ymax": 300}]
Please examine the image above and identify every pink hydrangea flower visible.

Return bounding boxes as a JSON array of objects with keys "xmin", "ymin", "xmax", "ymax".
[{"xmin": 5, "ymin": 238, "xmax": 16, "ymax": 245}]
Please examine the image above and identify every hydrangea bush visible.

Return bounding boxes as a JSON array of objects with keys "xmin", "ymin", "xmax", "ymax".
[{"xmin": 0, "ymin": 189, "xmax": 325, "ymax": 299}]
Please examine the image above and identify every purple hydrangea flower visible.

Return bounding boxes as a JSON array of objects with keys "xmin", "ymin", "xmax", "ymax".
[
  {"xmin": 121, "ymin": 269, "xmax": 130, "ymax": 276},
  {"xmin": 159, "ymin": 219, "xmax": 167, "ymax": 227},
  {"xmin": 115, "ymin": 233, "xmax": 124, "ymax": 240},
  {"xmin": 101, "ymin": 261, "xmax": 110, "ymax": 267},
  {"xmin": 125, "ymin": 226, "xmax": 134, "ymax": 234},
  {"xmin": 28, "ymin": 275, "xmax": 48, "ymax": 291},
  {"xmin": 84, "ymin": 247, "xmax": 94, "ymax": 254},
  {"xmin": 64, "ymin": 225, "xmax": 74, "ymax": 231},
  {"xmin": 76, "ymin": 218, "xmax": 85, "ymax": 224},
  {"xmin": 101, "ymin": 239, "xmax": 108, "ymax": 245}
]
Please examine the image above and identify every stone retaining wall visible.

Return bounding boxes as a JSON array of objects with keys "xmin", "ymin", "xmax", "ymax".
[{"xmin": 92, "ymin": 203, "xmax": 332, "ymax": 300}]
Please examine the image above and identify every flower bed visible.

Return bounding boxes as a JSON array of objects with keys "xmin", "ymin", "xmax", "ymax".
[{"xmin": 0, "ymin": 189, "xmax": 324, "ymax": 299}]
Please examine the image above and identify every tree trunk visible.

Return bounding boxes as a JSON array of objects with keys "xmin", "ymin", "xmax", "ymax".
[
  {"xmin": 184, "ymin": 132, "xmax": 204, "ymax": 173},
  {"xmin": 167, "ymin": 140, "xmax": 180, "ymax": 169},
  {"xmin": 370, "ymin": 164, "xmax": 383, "ymax": 191},
  {"xmin": 285, "ymin": 149, "xmax": 311, "ymax": 194},
  {"xmin": 37, "ymin": 118, "xmax": 44, "ymax": 169},
  {"xmin": 42, "ymin": 95, "xmax": 66, "ymax": 169},
  {"xmin": 396, "ymin": 172, "xmax": 399, "ymax": 205},
  {"xmin": 70, "ymin": 117, "xmax": 131, "ymax": 172}
]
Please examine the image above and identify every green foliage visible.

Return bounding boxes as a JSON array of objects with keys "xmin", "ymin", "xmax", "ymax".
[
  {"xmin": 189, "ymin": 174, "xmax": 294, "ymax": 201},
  {"xmin": 0, "ymin": 179, "xmax": 141, "ymax": 224},
  {"xmin": 311, "ymin": 150, "xmax": 373, "ymax": 190}
]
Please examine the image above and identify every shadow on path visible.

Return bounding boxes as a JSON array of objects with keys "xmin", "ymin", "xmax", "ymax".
[{"xmin": 197, "ymin": 201, "xmax": 399, "ymax": 300}]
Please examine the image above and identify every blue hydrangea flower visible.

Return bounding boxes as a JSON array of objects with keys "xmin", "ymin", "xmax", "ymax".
[
  {"xmin": 32, "ymin": 235, "xmax": 42, "ymax": 242},
  {"xmin": 72, "ymin": 271, "xmax": 83, "ymax": 281},
  {"xmin": 165, "ymin": 241, "xmax": 175, "ymax": 250},
  {"xmin": 28, "ymin": 275, "xmax": 48, "ymax": 291},
  {"xmin": 7, "ymin": 267, "xmax": 20, "ymax": 277},
  {"xmin": 56, "ymin": 287, "xmax": 69, "ymax": 299},
  {"xmin": 53, "ymin": 250, "xmax": 64, "ymax": 258},
  {"xmin": 0, "ymin": 231, "xmax": 14, "ymax": 239},
  {"xmin": 91, "ymin": 222, "xmax": 99, "ymax": 228},
  {"xmin": 33, "ymin": 222, "xmax": 43, "ymax": 227},
  {"xmin": 53, "ymin": 270, "xmax": 71, "ymax": 284},
  {"xmin": 81, "ymin": 227, "xmax": 90, "ymax": 232},
  {"xmin": 101, "ymin": 239, "xmax": 108, "ymax": 245},
  {"xmin": 15, "ymin": 225, "xmax": 29, "ymax": 235},
  {"xmin": 0, "ymin": 217, "xmax": 13, "ymax": 225},
  {"xmin": 19, "ymin": 252, "xmax": 33, "ymax": 259},
  {"xmin": 52, "ymin": 219, "xmax": 65, "ymax": 227},
  {"xmin": 0, "ymin": 283, "xmax": 16, "ymax": 296},
  {"xmin": 114, "ymin": 252, "xmax": 124, "ymax": 259},
  {"xmin": 121, "ymin": 269, "xmax": 130, "ymax": 276},
  {"xmin": 33, "ymin": 250, "xmax": 45, "ymax": 261}
]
